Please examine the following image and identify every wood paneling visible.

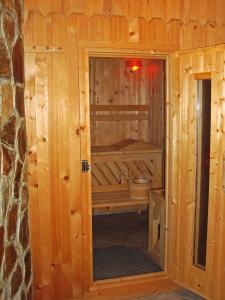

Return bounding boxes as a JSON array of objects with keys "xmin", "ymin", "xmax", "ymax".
[
  {"xmin": 148, "ymin": 60, "xmax": 165, "ymax": 148},
  {"xmin": 89, "ymin": 58, "xmax": 165, "ymax": 147},
  {"xmin": 24, "ymin": 10, "xmax": 173, "ymax": 300},
  {"xmin": 168, "ymin": 46, "xmax": 225, "ymax": 300},
  {"xmin": 24, "ymin": 1, "xmax": 225, "ymax": 50},
  {"xmin": 23, "ymin": 2, "xmax": 225, "ymax": 300},
  {"xmin": 25, "ymin": 0, "xmax": 225, "ymax": 25},
  {"xmin": 180, "ymin": 21, "xmax": 225, "ymax": 50},
  {"xmin": 25, "ymin": 13, "xmax": 84, "ymax": 300},
  {"xmin": 24, "ymin": 13, "xmax": 180, "ymax": 49},
  {"xmin": 91, "ymin": 147, "xmax": 162, "ymax": 192}
]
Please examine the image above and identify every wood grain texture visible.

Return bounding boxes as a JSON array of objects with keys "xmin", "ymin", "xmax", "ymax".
[
  {"xmin": 24, "ymin": 1, "xmax": 225, "ymax": 50},
  {"xmin": 91, "ymin": 147, "xmax": 162, "ymax": 193},
  {"xmin": 168, "ymin": 46, "xmax": 225, "ymax": 300},
  {"xmin": 24, "ymin": 11, "xmax": 170, "ymax": 300},
  {"xmin": 149, "ymin": 189, "xmax": 165, "ymax": 268},
  {"xmin": 23, "ymin": 3, "xmax": 225, "ymax": 300},
  {"xmin": 25, "ymin": 0, "xmax": 225, "ymax": 26},
  {"xmin": 89, "ymin": 58, "xmax": 165, "ymax": 148},
  {"xmin": 25, "ymin": 13, "xmax": 84, "ymax": 300}
]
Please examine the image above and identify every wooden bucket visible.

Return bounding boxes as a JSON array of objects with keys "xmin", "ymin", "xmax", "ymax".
[{"xmin": 129, "ymin": 178, "xmax": 151, "ymax": 201}]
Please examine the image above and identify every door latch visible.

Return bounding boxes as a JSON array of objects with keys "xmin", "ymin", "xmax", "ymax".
[{"xmin": 81, "ymin": 160, "xmax": 90, "ymax": 173}]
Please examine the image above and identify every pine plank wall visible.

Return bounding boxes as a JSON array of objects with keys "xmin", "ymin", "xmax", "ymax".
[{"xmin": 23, "ymin": 1, "xmax": 225, "ymax": 299}]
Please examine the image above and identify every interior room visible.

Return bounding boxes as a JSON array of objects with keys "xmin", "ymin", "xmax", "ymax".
[
  {"xmin": 1, "ymin": 1, "xmax": 225, "ymax": 300},
  {"xmin": 89, "ymin": 57, "xmax": 166, "ymax": 280}
]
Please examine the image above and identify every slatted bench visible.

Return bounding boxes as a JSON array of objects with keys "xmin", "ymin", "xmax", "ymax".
[{"xmin": 91, "ymin": 140, "xmax": 163, "ymax": 211}]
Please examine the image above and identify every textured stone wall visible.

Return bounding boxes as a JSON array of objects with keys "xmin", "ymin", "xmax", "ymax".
[{"xmin": 0, "ymin": 0, "xmax": 32, "ymax": 299}]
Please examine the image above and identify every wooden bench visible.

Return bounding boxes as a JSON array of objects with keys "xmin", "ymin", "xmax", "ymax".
[
  {"xmin": 91, "ymin": 140, "xmax": 163, "ymax": 210},
  {"xmin": 92, "ymin": 190, "xmax": 149, "ymax": 209}
]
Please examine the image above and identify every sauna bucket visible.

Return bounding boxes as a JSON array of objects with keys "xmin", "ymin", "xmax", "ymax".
[{"xmin": 129, "ymin": 177, "xmax": 151, "ymax": 201}]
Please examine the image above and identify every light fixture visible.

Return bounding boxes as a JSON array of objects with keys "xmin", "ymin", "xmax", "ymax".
[{"xmin": 126, "ymin": 60, "xmax": 142, "ymax": 73}]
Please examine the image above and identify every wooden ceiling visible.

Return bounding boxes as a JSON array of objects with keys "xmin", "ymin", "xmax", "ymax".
[{"xmin": 25, "ymin": 0, "xmax": 225, "ymax": 25}]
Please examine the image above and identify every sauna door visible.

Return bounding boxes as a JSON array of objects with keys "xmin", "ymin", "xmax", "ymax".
[{"xmin": 168, "ymin": 48, "xmax": 225, "ymax": 300}]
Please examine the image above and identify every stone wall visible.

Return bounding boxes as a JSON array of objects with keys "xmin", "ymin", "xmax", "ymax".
[{"xmin": 0, "ymin": 0, "xmax": 32, "ymax": 299}]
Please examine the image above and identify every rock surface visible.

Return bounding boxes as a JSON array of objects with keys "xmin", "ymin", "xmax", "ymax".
[{"xmin": 0, "ymin": 0, "xmax": 32, "ymax": 298}]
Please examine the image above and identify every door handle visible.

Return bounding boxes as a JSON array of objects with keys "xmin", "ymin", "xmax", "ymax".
[{"xmin": 223, "ymin": 154, "xmax": 225, "ymax": 192}]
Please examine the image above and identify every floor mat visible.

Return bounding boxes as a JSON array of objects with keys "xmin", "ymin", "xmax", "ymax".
[{"xmin": 93, "ymin": 245, "xmax": 162, "ymax": 280}]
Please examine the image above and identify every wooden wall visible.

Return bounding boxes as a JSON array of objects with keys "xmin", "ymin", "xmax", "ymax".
[
  {"xmin": 148, "ymin": 61, "xmax": 165, "ymax": 148},
  {"xmin": 23, "ymin": 11, "xmax": 176, "ymax": 300},
  {"xmin": 23, "ymin": 1, "xmax": 225, "ymax": 300},
  {"xmin": 24, "ymin": 0, "xmax": 225, "ymax": 50},
  {"xmin": 168, "ymin": 46, "xmax": 225, "ymax": 300},
  {"xmin": 25, "ymin": 0, "xmax": 225, "ymax": 24},
  {"xmin": 89, "ymin": 58, "xmax": 164, "ymax": 148},
  {"xmin": 180, "ymin": 22, "xmax": 225, "ymax": 50},
  {"xmin": 24, "ymin": 14, "xmax": 83, "ymax": 300}
]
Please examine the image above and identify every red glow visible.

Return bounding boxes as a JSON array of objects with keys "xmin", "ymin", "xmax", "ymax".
[
  {"xmin": 126, "ymin": 60, "xmax": 142, "ymax": 73},
  {"xmin": 147, "ymin": 64, "xmax": 159, "ymax": 74},
  {"xmin": 131, "ymin": 65, "xmax": 140, "ymax": 72}
]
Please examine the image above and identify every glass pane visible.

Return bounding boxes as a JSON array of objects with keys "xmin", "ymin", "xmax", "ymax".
[{"xmin": 194, "ymin": 79, "xmax": 211, "ymax": 269}]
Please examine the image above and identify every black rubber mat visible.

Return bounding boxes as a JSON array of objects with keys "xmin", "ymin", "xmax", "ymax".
[{"xmin": 93, "ymin": 245, "xmax": 162, "ymax": 280}]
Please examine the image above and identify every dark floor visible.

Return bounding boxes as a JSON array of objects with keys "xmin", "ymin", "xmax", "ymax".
[
  {"xmin": 92, "ymin": 212, "xmax": 204, "ymax": 299},
  {"xmin": 93, "ymin": 245, "xmax": 162, "ymax": 280},
  {"xmin": 92, "ymin": 211, "xmax": 148, "ymax": 250},
  {"xmin": 92, "ymin": 211, "xmax": 161, "ymax": 280},
  {"xmin": 130, "ymin": 289, "xmax": 205, "ymax": 299}
]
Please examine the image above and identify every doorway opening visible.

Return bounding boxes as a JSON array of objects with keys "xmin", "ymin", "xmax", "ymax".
[{"xmin": 89, "ymin": 57, "xmax": 166, "ymax": 281}]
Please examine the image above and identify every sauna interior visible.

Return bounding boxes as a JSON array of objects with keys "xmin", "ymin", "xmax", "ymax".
[
  {"xmin": 89, "ymin": 57, "xmax": 166, "ymax": 280},
  {"xmin": 15, "ymin": 1, "xmax": 225, "ymax": 300}
]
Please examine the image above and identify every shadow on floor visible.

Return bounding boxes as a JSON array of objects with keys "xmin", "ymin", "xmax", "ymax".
[{"xmin": 93, "ymin": 211, "xmax": 148, "ymax": 250}]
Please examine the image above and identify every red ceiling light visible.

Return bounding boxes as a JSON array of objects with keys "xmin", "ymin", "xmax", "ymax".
[{"xmin": 126, "ymin": 60, "xmax": 142, "ymax": 73}]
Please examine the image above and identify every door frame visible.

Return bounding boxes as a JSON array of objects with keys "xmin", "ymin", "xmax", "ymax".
[{"xmin": 78, "ymin": 46, "xmax": 170, "ymax": 292}]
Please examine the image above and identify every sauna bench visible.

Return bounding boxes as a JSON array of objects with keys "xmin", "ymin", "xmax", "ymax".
[
  {"xmin": 91, "ymin": 140, "xmax": 163, "ymax": 210},
  {"xmin": 92, "ymin": 190, "xmax": 149, "ymax": 209}
]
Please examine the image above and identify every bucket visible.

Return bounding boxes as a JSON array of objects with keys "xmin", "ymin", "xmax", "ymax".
[{"xmin": 129, "ymin": 177, "xmax": 151, "ymax": 201}]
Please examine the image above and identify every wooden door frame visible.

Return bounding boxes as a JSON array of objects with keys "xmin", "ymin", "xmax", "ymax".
[{"xmin": 78, "ymin": 46, "xmax": 171, "ymax": 293}]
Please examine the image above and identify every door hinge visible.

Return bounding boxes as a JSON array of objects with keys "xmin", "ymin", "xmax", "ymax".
[{"xmin": 81, "ymin": 160, "xmax": 90, "ymax": 173}]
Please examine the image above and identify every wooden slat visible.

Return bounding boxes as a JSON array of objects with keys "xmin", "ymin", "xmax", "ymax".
[
  {"xmin": 35, "ymin": 53, "xmax": 53, "ymax": 300},
  {"xmin": 126, "ymin": 161, "xmax": 142, "ymax": 178},
  {"xmin": 92, "ymin": 184, "xmax": 128, "ymax": 193},
  {"xmin": 105, "ymin": 161, "xmax": 121, "ymax": 182},
  {"xmin": 91, "ymin": 164, "xmax": 109, "ymax": 186},
  {"xmin": 143, "ymin": 160, "xmax": 155, "ymax": 176},
  {"xmin": 97, "ymin": 162, "xmax": 118, "ymax": 185},
  {"xmin": 91, "ymin": 173, "xmax": 99, "ymax": 186},
  {"xmin": 79, "ymin": 46, "xmax": 93, "ymax": 291},
  {"xmin": 115, "ymin": 161, "xmax": 129, "ymax": 180},
  {"xmin": 47, "ymin": 17, "xmax": 63, "ymax": 300},
  {"xmin": 91, "ymin": 114, "xmax": 148, "ymax": 121},
  {"xmin": 92, "ymin": 152, "xmax": 161, "ymax": 162},
  {"xmin": 194, "ymin": 72, "xmax": 211, "ymax": 80},
  {"xmin": 138, "ymin": 160, "xmax": 152, "ymax": 178},
  {"xmin": 65, "ymin": 15, "xmax": 84, "ymax": 298},
  {"xmin": 90, "ymin": 105, "xmax": 149, "ymax": 111},
  {"xmin": 25, "ymin": 52, "xmax": 42, "ymax": 295},
  {"xmin": 167, "ymin": 54, "xmax": 180, "ymax": 281},
  {"xmin": 92, "ymin": 191, "xmax": 149, "ymax": 208}
]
